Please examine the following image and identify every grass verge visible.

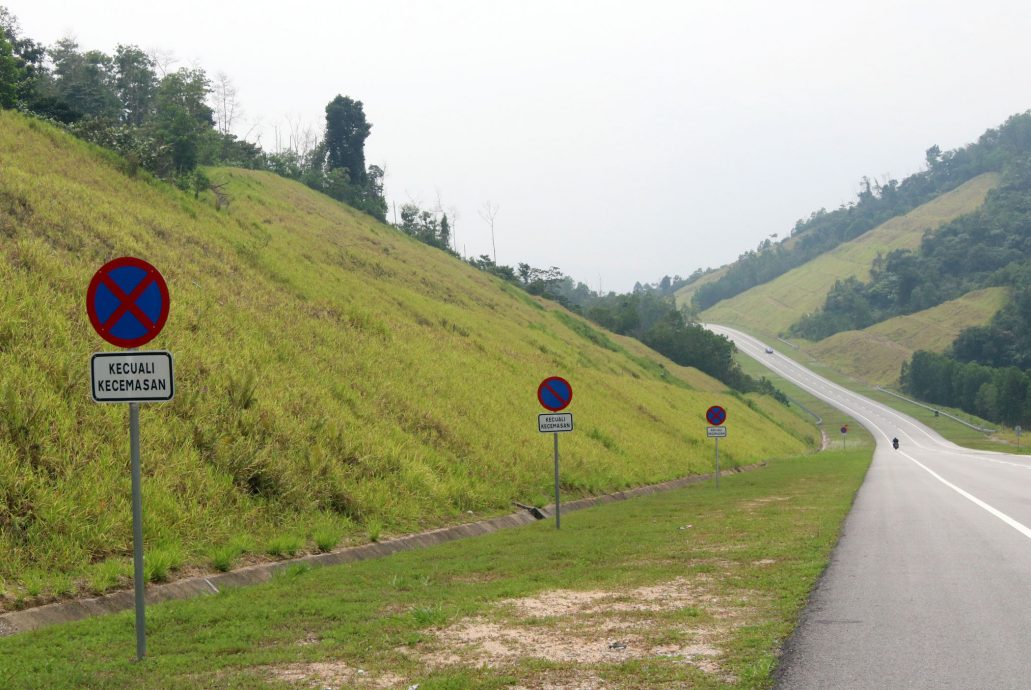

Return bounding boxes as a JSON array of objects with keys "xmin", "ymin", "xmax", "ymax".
[{"xmin": 0, "ymin": 449, "xmax": 871, "ymax": 689}]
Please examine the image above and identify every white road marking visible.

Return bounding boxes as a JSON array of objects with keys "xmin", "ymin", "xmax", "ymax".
[{"xmin": 902, "ymin": 450, "xmax": 1031, "ymax": 541}]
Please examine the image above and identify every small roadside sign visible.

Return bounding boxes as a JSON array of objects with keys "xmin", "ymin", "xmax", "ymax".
[
  {"xmin": 86, "ymin": 257, "xmax": 170, "ymax": 348},
  {"xmin": 538, "ymin": 376, "xmax": 573, "ymax": 412},
  {"xmin": 536, "ymin": 376, "xmax": 573, "ymax": 529},
  {"xmin": 85, "ymin": 256, "xmax": 172, "ymax": 662},
  {"xmin": 91, "ymin": 351, "xmax": 174, "ymax": 403},
  {"xmin": 704, "ymin": 405, "xmax": 727, "ymax": 489},
  {"xmin": 840, "ymin": 424, "xmax": 848, "ymax": 434},
  {"xmin": 706, "ymin": 405, "xmax": 727, "ymax": 426},
  {"xmin": 539, "ymin": 413, "xmax": 573, "ymax": 433}
]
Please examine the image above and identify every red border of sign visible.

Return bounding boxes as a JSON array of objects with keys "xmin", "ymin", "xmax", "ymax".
[
  {"xmin": 706, "ymin": 405, "xmax": 727, "ymax": 426},
  {"xmin": 86, "ymin": 257, "xmax": 170, "ymax": 348},
  {"xmin": 538, "ymin": 376, "xmax": 573, "ymax": 412}
]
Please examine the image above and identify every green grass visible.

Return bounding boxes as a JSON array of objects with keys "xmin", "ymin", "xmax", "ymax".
[
  {"xmin": 0, "ymin": 110, "xmax": 816, "ymax": 604},
  {"xmin": 143, "ymin": 544, "xmax": 184, "ymax": 583},
  {"xmin": 700, "ymin": 173, "xmax": 1000, "ymax": 334},
  {"xmin": 266, "ymin": 535, "xmax": 304, "ymax": 559},
  {"xmin": 0, "ymin": 449, "xmax": 872, "ymax": 689}
]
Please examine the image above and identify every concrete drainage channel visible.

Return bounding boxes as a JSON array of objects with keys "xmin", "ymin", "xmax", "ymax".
[{"xmin": 0, "ymin": 462, "xmax": 767, "ymax": 637}]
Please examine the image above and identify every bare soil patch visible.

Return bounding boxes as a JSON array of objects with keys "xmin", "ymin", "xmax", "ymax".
[
  {"xmin": 416, "ymin": 577, "xmax": 749, "ymax": 681},
  {"xmin": 267, "ymin": 661, "xmax": 404, "ymax": 689}
]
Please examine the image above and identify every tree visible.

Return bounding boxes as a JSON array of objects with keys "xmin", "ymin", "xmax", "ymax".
[
  {"xmin": 439, "ymin": 213, "xmax": 451, "ymax": 249},
  {"xmin": 478, "ymin": 201, "xmax": 500, "ymax": 264},
  {"xmin": 47, "ymin": 37, "xmax": 120, "ymax": 119},
  {"xmin": 212, "ymin": 71, "xmax": 240, "ymax": 136},
  {"xmin": 323, "ymin": 95, "xmax": 370, "ymax": 183},
  {"xmin": 150, "ymin": 68, "xmax": 214, "ymax": 175},
  {"xmin": 0, "ymin": 9, "xmax": 44, "ymax": 107},
  {"xmin": 113, "ymin": 44, "xmax": 156, "ymax": 126},
  {"xmin": 0, "ymin": 26, "xmax": 19, "ymax": 108}
]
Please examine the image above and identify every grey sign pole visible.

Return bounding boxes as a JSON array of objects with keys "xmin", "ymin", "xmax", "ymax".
[
  {"xmin": 129, "ymin": 400, "xmax": 146, "ymax": 660},
  {"xmin": 714, "ymin": 436, "xmax": 720, "ymax": 489},
  {"xmin": 553, "ymin": 431, "xmax": 561, "ymax": 529}
]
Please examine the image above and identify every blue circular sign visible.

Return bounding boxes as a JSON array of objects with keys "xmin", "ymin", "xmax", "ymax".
[
  {"xmin": 538, "ymin": 376, "xmax": 572, "ymax": 412},
  {"xmin": 706, "ymin": 405, "xmax": 727, "ymax": 426}
]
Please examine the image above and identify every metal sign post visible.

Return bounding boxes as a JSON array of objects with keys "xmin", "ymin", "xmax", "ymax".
[
  {"xmin": 86, "ymin": 257, "xmax": 172, "ymax": 662},
  {"xmin": 840, "ymin": 424, "xmax": 848, "ymax": 450},
  {"xmin": 1017, "ymin": 425, "xmax": 1022, "ymax": 450},
  {"xmin": 538, "ymin": 377, "xmax": 573, "ymax": 529},
  {"xmin": 129, "ymin": 399, "xmax": 146, "ymax": 660},
  {"xmin": 715, "ymin": 435, "xmax": 720, "ymax": 488},
  {"xmin": 553, "ymin": 432, "xmax": 561, "ymax": 529}
]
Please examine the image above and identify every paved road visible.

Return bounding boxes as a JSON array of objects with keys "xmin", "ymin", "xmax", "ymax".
[{"xmin": 708, "ymin": 325, "xmax": 1031, "ymax": 689}]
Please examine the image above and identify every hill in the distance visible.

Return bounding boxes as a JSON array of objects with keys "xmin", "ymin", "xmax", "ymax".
[
  {"xmin": 694, "ymin": 172, "xmax": 999, "ymax": 336},
  {"xmin": 803, "ymin": 287, "xmax": 1009, "ymax": 385},
  {"xmin": 0, "ymin": 111, "xmax": 815, "ymax": 605}
]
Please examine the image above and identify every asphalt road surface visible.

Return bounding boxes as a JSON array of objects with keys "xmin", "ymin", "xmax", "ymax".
[{"xmin": 708, "ymin": 325, "xmax": 1031, "ymax": 690}]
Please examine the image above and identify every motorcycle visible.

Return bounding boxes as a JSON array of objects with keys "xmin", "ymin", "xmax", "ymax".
[{"xmin": 892, "ymin": 437, "xmax": 899, "ymax": 450}]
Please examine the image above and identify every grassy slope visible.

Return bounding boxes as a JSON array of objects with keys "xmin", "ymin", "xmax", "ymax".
[
  {"xmin": 805, "ymin": 286, "xmax": 1010, "ymax": 385},
  {"xmin": 699, "ymin": 173, "xmax": 1000, "ymax": 335},
  {"xmin": 0, "ymin": 111, "xmax": 816, "ymax": 603}
]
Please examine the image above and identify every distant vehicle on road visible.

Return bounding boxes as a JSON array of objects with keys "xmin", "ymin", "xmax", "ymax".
[{"xmin": 764, "ymin": 347, "xmax": 774, "ymax": 354}]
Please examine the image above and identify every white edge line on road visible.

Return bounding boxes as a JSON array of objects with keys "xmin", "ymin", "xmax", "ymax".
[{"xmin": 902, "ymin": 450, "xmax": 1031, "ymax": 541}]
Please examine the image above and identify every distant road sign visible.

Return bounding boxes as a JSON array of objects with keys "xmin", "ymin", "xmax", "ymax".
[
  {"xmin": 706, "ymin": 426, "xmax": 727, "ymax": 438},
  {"xmin": 840, "ymin": 425, "xmax": 848, "ymax": 434},
  {"xmin": 539, "ymin": 413, "xmax": 573, "ymax": 433},
  {"xmin": 706, "ymin": 405, "xmax": 727, "ymax": 426},
  {"xmin": 91, "ymin": 351, "xmax": 174, "ymax": 403},
  {"xmin": 538, "ymin": 376, "xmax": 573, "ymax": 412},
  {"xmin": 87, "ymin": 257, "xmax": 170, "ymax": 348}
]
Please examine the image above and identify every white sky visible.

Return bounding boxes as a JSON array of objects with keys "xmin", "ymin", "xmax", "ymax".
[{"xmin": 6, "ymin": 0, "xmax": 1031, "ymax": 292}]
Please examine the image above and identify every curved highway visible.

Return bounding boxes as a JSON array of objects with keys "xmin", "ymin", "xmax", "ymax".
[{"xmin": 708, "ymin": 325, "xmax": 1031, "ymax": 689}]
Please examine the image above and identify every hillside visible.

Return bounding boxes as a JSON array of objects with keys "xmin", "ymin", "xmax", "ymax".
[
  {"xmin": 698, "ymin": 173, "xmax": 1000, "ymax": 335},
  {"xmin": 803, "ymin": 287, "xmax": 1009, "ymax": 385},
  {"xmin": 0, "ymin": 111, "xmax": 816, "ymax": 604}
]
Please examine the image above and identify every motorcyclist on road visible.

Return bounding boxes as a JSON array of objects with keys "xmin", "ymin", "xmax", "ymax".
[{"xmin": 892, "ymin": 437, "xmax": 900, "ymax": 450}]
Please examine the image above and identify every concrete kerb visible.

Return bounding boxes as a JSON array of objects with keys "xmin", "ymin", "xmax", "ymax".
[{"xmin": 0, "ymin": 462, "xmax": 767, "ymax": 637}]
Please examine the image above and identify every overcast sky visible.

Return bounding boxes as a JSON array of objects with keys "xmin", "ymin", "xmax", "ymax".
[{"xmin": 6, "ymin": 1, "xmax": 1031, "ymax": 292}]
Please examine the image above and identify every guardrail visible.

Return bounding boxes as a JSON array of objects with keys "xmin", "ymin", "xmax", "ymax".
[
  {"xmin": 776, "ymin": 336, "xmax": 800, "ymax": 350},
  {"xmin": 785, "ymin": 396, "xmax": 822, "ymax": 425},
  {"xmin": 875, "ymin": 387, "xmax": 997, "ymax": 434}
]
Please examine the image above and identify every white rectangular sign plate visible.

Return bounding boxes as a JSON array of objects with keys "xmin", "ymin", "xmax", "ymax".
[
  {"xmin": 706, "ymin": 426, "xmax": 727, "ymax": 438},
  {"xmin": 539, "ymin": 413, "xmax": 573, "ymax": 433},
  {"xmin": 91, "ymin": 351, "xmax": 174, "ymax": 403}
]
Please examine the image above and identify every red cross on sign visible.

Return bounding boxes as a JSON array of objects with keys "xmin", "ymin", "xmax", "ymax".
[{"xmin": 86, "ymin": 257, "xmax": 170, "ymax": 348}]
